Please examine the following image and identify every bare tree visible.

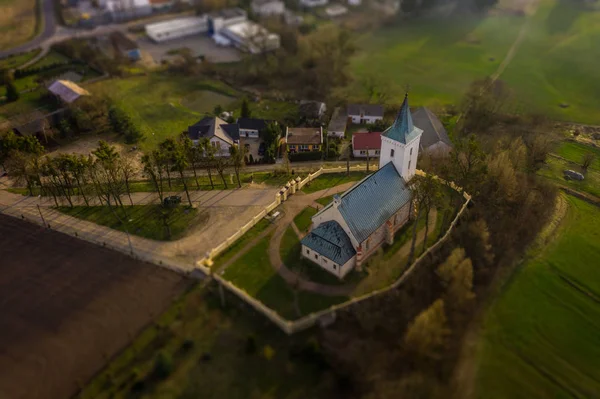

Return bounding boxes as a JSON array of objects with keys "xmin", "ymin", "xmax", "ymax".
[
  {"xmin": 229, "ymin": 144, "xmax": 248, "ymax": 188},
  {"xmin": 141, "ymin": 150, "xmax": 166, "ymax": 204},
  {"xmin": 581, "ymin": 152, "xmax": 597, "ymax": 174}
]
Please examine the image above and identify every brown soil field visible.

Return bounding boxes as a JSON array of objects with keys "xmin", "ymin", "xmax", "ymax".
[{"xmin": 0, "ymin": 214, "xmax": 190, "ymax": 399}]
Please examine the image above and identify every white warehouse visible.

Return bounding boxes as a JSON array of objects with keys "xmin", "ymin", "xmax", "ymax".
[
  {"xmin": 220, "ymin": 21, "xmax": 280, "ymax": 54},
  {"xmin": 145, "ymin": 16, "xmax": 209, "ymax": 43}
]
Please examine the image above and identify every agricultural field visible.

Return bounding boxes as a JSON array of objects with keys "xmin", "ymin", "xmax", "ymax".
[
  {"xmin": 476, "ymin": 195, "xmax": 600, "ymax": 398},
  {"xmin": 0, "ymin": 0, "xmax": 38, "ymax": 51},
  {"xmin": 0, "ymin": 214, "xmax": 189, "ymax": 399},
  {"xmin": 344, "ymin": 0, "xmax": 600, "ymax": 124}
]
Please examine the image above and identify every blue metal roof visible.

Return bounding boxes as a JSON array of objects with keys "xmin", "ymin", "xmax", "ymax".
[
  {"xmin": 301, "ymin": 221, "xmax": 356, "ymax": 265},
  {"xmin": 336, "ymin": 162, "xmax": 412, "ymax": 243},
  {"xmin": 382, "ymin": 94, "xmax": 421, "ymax": 145}
]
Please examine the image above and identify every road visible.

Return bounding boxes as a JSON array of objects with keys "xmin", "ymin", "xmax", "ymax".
[{"xmin": 0, "ymin": 0, "xmax": 57, "ymax": 58}]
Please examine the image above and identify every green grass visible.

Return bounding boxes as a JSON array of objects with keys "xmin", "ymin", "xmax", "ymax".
[
  {"xmin": 301, "ymin": 172, "xmax": 367, "ymax": 194},
  {"xmin": 293, "ymin": 206, "xmax": 318, "ymax": 232},
  {"xmin": 88, "ymin": 74, "xmax": 238, "ymax": 150},
  {"xmin": 28, "ymin": 50, "xmax": 70, "ymax": 68},
  {"xmin": 538, "ymin": 156, "xmax": 600, "ymax": 198},
  {"xmin": 476, "ymin": 195, "xmax": 600, "ymax": 399},
  {"xmin": 343, "ymin": 0, "xmax": 600, "ymax": 124},
  {"xmin": 211, "ymin": 218, "xmax": 272, "ymax": 269},
  {"xmin": 79, "ymin": 283, "xmax": 334, "ymax": 399},
  {"xmin": 315, "ymin": 194, "xmax": 334, "ymax": 206},
  {"xmin": 223, "ymin": 234, "xmax": 347, "ymax": 319},
  {"xmin": 555, "ymin": 141, "xmax": 600, "ymax": 170},
  {"xmin": 0, "ymin": 49, "xmax": 40, "ymax": 70},
  {"xmin": 56, "ymin": 205, "xmax": 206, "ymax": 241}
]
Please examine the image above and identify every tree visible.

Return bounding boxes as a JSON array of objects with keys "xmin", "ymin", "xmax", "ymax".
[
  {"xmin": 58, "ymin": 118, "xmax": 72, "ymax": 139},
  {"xmin": 437, "ymin": 248, "xmax": 475, "ymax": 311},
  {"xmin": 142, "ymin": 150, "xmax": 166, "ymax": 204},
  {"xmin": 446, "ymin": 135, "xmax": 487, "ymax": 194},
  {"xmin": 403, "ymin": 299, "xmax": 450, "ymax": 361},
  {"xmin": 5, "ymin": 79, "xmax": 19, "ymax": 102},
  {"xmin": 119, "ymin": 155, "xmax": 138, "ymax": 205},
  {"xmin": 201, "ymin": 138, "xmax": 216, "ymax": 189},
  {"xmin": 173, "ymin": 142, "xmax": 193, "ymax": 207},
  {"xmin": 240, "ymin": 97, "xmax": 252, "ymax": 118},
  {"xmin": 182, "ymin": 137, "xmax": 201, "ymax": 189},
  {"xmin": 71, "ymin": 154, "xmax": 91, "ymax": 206},
  {"xmin": 581, "ymin": 152, "xmax": 596, "ymax": 174},
  {"xmin": 262, "ymin": 122, "xmax": 281, "ymax": 163},
  {"xmin": 230, "ymin": 144, "xmax": 248, "ymax": 188},
  {"xmin": 407, "ymin": 174, "xmax": 440, "ymax": 265},
  {"xmin": 214, "ymin": 152, "xmax": 230, "ymax": 189}
]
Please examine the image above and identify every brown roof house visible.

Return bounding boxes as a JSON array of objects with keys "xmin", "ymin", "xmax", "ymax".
[{"xmin": 285, "ymin": 127, "xmax": 323, "ymax": 153}]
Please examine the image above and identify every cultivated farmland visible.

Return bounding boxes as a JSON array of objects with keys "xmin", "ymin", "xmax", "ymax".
[
  {"xmin": 475, "ymin": 195, "xmax": 600, "ymax": 398},
  {"xmin": 0, "ymin": 215, "xmax": 190, "ymax": 399}
]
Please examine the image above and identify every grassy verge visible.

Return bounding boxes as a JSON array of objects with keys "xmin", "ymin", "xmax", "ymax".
[
  {"xmin": 476, "ymin": 195, "xmax": 600, "ymax": 398},
  {"xmin": 301, "ymin": 172, "xmax": 367, "ymax": 194},
  {"xmin": 315, "ymin": 194, "xmax": 334, "ymax": 206},
  {"xmin": 79, "ymin": 283, "xmax": 334, "ymax": 399},
  {"xmin": 293, "ymin": 206, "xmax": 317, "ymax": 232},
  {"xmin": 56, "ymin": 205, "xmax": 205, "ymax": 241},
  {"xmin": 223, "ymin": 234, "xmax": 347, "ymax": 319},
  {"xmin": 0, "ymin": 49, "xmax": 41, "ymax": 70},
  {"xmin": 210, "ymin": 218, "xmax": 272, "ymax": 270}
]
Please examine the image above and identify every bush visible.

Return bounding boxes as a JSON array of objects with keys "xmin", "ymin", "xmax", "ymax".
[
  {"xmin": 245, "ymin": 335, "xmax": 257, "ymax": 354},
  {"xmin": 181, "ymin": 339, "xmax": 195, "ymax": 352},
  {"xmin": 152, "ymin": 351, "xmax": 173, "ymax": 380},
  {"xmin": 289, "ymin": 151, "xmax": 322, "ymax": 162}
]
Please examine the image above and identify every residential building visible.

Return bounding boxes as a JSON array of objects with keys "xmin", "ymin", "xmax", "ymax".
[
  {"xmin": 352, "ymin": 131, "xmax": 381, "ymax": 158},
  {"xmin": 285, "ymin": 127, "xmax": 323, "ymax": 153},
  {"xmin": 300, "ymin": 0, "xmax": 328, "ymax": 7},
  {"xmin": 208, "ymin": 8, "xmax": 247, "ymax": 34},
  {"xmin": 347, "ymin": 104, "xmax": 384, "ymax": 124},
  {"xmin": 300, "ymin": 94, "xmax": 422, "ymax": 278},
  {"xmin": 187, "ymin": 117, "xmax": 240, "ymax": 157},
  {"xmin": 327, "ymin": 107, "xmax": 347, "ymax": 138},
  {"xmin": 220, "ymin": 21, "xmax": 281, "ymax": 53},
  {"xmin": 299, "ymin": 100, "xmax": 327, "ymax": 120},
  {"xmin": 47, "ymin": 80, "xmax": 90, "ymax": 104},
  {"xmin": 251, "ymin": 0, "xmax": 285, "ymax": 16},
  {"xmin": 411, "ymin": 107, "xmax": 452, "ymax": 155},
  {"xmin": 325, "ymin": 4, "xmax": 348, "ymax": 17},
  {"xmin": 145, "ymin": 16, "xmax": 209, "ymax": 42},
  {"xmin": 109, "ymin": 31, "xmax": 141, "ymax": 60},
  {"xmin": 237, "ymin": 118, "xmax": 272, "ymax": 138}
]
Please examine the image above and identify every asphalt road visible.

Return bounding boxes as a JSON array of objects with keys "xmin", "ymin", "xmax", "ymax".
[{"xmin": 0, "ymin": 0, "xmax": 57, "ymax": 58}]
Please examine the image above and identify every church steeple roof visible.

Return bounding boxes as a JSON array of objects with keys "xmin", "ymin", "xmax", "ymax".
[{"xmin": 382, "ymin": 93, "xmax": 420, "ymax": 145}]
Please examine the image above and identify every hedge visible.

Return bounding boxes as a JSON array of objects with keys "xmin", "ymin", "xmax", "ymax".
[{"xmin": 289, "ymin": 151, "xmax": 323, "ymax": 162}]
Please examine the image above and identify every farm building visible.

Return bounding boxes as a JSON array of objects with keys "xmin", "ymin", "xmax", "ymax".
[
  {"xmin": 187, "ymin": 117, "xmax": 240, "ymax": 157},
  {"xmin": 348, "ymin": 104, "xmax": 384, "ymax": 124},
  {"xmin": 352, "ymin": 131, "xmax": 381, "ymax": 158},
  {"xmin": 411, "ymin": 107, "xmax": 452, "ymax": 155},
  {"xmin": 220, "ymin": 21, "xmax": 280, "ymax": 54},
  {"xmin": 301, "ymin": 94, "xmax": 421, "ymax": 279},
  {"xmin": 47, "ymin": 80, "xmax": 90, "ymax": 104},
  {"xmin": 145, "ymin": 16, "xmax": 209, "ymax": 42},
  {"xmin": 285, "ymin": 127, "xmax": 323, "ymax": 153},
  {"xmin": 208, "ymin": 8, "xmax": 247, "ymax": 34},
  {"xmin": 251, "ymin": 0, "xmax": 285, "ymax": 16},
  {"xmin": 327, "ymin": 107, "xmax": 347, "ymax": 138}
]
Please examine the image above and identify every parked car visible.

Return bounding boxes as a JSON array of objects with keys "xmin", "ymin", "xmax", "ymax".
[
  {"xmin": 563, "ymin": 170, "xmax": 585, "ymax": 181},
  {"xmin": 163, "ymin": 196, "xmax": 182, "ymax": 208}
]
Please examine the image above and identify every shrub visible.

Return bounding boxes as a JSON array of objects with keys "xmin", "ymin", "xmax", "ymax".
[
  {"xmin": 289, "ymin": 151, "xmax": 322, "ymax": 162},
  {"xmin": 181, "ymin": 339, "xmax": 195, "ymax": 352},
  {"xmin": 152, "ymin": 351, "xmax": 173, "ymax": 380},
  {"xmin": 245, "ymin": 335, "xmax": 257, "ymax": 354}
]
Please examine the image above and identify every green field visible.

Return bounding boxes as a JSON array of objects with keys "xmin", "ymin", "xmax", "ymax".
[
  {"xmin": 476, "ymin": 195, "xmax": 600, "ymax": 398},
  {"xmin": 344, "ymin": 0, "xmax": 600, "ymax": 124},
  {"xmin": 210, "ymin": 218, "xmax": 273, "ymax": 269},
  {"xmin": 556, "ymin": 141, "xmax": 600, "ymax": 170},
  {"xmin": 57, "ymin": 205, "xmax": 206, "ymax": 241},
  {"xmin": 88, "ymin": 74, "xmax": 238, "ymax": 150}
]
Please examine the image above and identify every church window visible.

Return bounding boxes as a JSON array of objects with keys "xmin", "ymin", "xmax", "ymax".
[
  {"xmin": 333, "ymin": 264, "xmax": 337, "ymax": 270},
  {"xmin": 410, "ymin": 147, "xmax": 413, "ymax": 156},
  {"xmin": 306, "ymin": 249, "xmax": 310, "ymax": 255},
  {"xmin": 390, "ymin": 148, "xmax": 395, "ymax": 157},
  {"xmin": 408, "ymin": 160, "xmax": 411, "ymax": 170},
  {"xmin": 315, "ymin": 254, "xmax": 318, "ymax": 260}
]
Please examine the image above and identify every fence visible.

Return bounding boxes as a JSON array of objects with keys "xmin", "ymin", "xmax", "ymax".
[{"xmin": 196, "ymin": 168, "xmax": 471, "ymax": 335}]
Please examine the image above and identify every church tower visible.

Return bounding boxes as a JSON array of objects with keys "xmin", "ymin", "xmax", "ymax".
[{"xmin": 379, "ymin": 94, "xmax": 423, "ymax": 181}]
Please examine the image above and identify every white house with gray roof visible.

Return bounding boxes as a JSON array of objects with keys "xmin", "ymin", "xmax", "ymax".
[
  {"xmin": 301, "ymin": 94, "xmax": 422, "ymax": 278},
  {"xmin": 347, "ymin": 104, "xmax": 384, "ymax": 124}
]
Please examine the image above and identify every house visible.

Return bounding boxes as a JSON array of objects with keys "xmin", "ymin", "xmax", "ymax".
[
  {"xmin": 347, "ymin": 104, "xmax": 384, "ymax": 124},
  {"xmin": 411, "ymin": 107, "xmax": 452, "ymax": 155},
  {"xmin": 145, "ymin": 16, "xmax": 209, "ymax": 43},
  {"xmin": 325, "ymin": 4, "xmax": 348, "ymax": 17},
  {"xmin": 251, "ymin": 0, "xmax": 285, "ymax": 16},
  {"xmin": 299, "ymin": 100, "xmax": 327, "ymax": 120},
  {"xmin": 109, "ymin": 31, "xmax": 141, "ymax": 60},
  {"xmin": 208, "ymin": 8, "xmax": 247, "ymax": 35},
  {"xmin": 285, "ymin": 127, "xmax": 323, "ymax": 153},
  {"xmin": 300, "ymin": 0, "xmax": 328, "ymax": 7},
  {"xmin": 352, "ymin": 131, "xmax": 381, "ymax": 158},
  {"xmin": 237, "ymin": 118, "xmax": 272, "ymax": 138},
  {"xmin": 220, "ymin": 21, "xmax": 281, "ymax": 53},
  {"xmin": 187, "ymin": 117, "xmax": 240, "ymax": 157},
  {"xmin": 47, "ymin": 80, "xmax": 90, "ymax": 104},
  {"xmin": 300, "ymin": 94, "xmax": 422, "ymax": 278},
  {"xmin": 327, "ymin": 107, "xmax": 347, "ymax": 138}
]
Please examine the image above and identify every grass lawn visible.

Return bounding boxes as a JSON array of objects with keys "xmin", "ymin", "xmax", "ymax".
[
  {"xmin": 88, "ymin": 74, "xmax": 238, "ymax": 150},
  {"xmin": 0, "ymin": 89, "xmax": 55, "ymax": 121},
  {"xmin": 301, "ymin": 172, "xmax": 367, "ymax": 194},
  {"xmin": 79, "ymin": 283, "xmax": 335, "ymax": 399},
  {"xmin": 223, "ymin": 234, "xmax": 347, "ymax": 319},
  {"xmin": 0, "ymin": 49, "xmax": 40, "ymax": 70},
  {"xmin": 0, "ymin": 0, "xmax": 38, "ymax": 51},
  {"xmin": 476, "ymin": 195, "xmax": 600, "ymax": 398},
  {"xmin": 315, "ymin": 194, "xmax": 334, "ymax": 207},
  {"xmin": 28, "ymin": 50, "xmax": 70, "ymax": 68},
  {"xmin": 211, "ymin": 218, "xmax": 272, "ymax": 269},
  {"xmin": 293, "ymin": 206, "xmax": 318, "ymax": 232},
  {"xmin": 538, "ymin": 156, "xmax": 600, "ymax": 198},
  {"xmin": 57, "ymin": 205, "xmax": 206, "ymax": 241},
  {"xmin": 555, "ymin": 141, "xmax": 600, "ymax": 170}
]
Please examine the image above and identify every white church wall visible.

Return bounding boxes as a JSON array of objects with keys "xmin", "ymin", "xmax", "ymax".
[
  {"xmin": 378, "ymin": 133, "xmax": 422, "ymax": 181},
  {"xmin": 302, "ymin": 244, "xmax": 351, "ymax": 278}
]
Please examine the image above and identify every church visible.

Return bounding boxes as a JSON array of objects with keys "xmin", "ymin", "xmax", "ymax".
[{"xmin": 300, "ymin": 94, "xmax": 423, "ymax": 279}]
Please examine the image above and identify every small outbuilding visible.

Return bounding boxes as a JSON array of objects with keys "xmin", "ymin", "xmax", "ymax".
[
  {"xmin": 47, "ymin": 80, "xmax": 90, "ymax": 104},
  {"xmin": 327, "ymin": 107, "xmax": 347, "ymax": 138}
]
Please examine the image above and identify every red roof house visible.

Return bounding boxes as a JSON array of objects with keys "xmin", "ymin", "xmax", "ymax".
[{"xmin": 352, "ymin": 131, "xmax": 381, "ymax": 158}]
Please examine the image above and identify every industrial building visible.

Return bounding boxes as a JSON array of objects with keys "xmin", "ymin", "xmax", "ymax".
[
  {"xmin": 219, "ymin": 21, "xmax": 280, "ymax": 54},
  {"xmin": 106, "ymin": 0, "xmax": 152, "ymax": 22},
  {"xmin": 208, "ymin": 8, "xmax": 248, "ymax": 34},
  {"xmin": 145, "ymin": 16, "xmax": 209, "ymax": 42}
]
